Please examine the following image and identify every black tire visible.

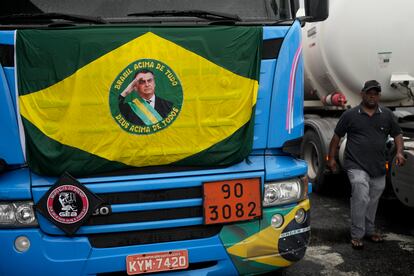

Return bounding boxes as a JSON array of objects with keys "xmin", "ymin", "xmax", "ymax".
[{"xmin": 301, "ymin": 130, "xmax": 327, "ymax": 193}]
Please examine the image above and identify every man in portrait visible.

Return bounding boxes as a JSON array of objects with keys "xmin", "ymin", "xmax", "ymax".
[{"xmin": 118, "ymin": 69, "xmax": 173, "ymax": 126}]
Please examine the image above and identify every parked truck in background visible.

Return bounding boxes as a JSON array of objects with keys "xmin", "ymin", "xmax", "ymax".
[
  {"xmin": 0, "ymin": 0, "xmax": 328, "ymax": 275},
  {"xmin": 300, "ymin": 0, "xmax": 414, "ymax": 207}
]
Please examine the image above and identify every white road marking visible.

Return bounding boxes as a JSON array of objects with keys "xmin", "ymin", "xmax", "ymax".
[
  {"xmin": 383, "ymin": 232, "xmax": 414, "ymax": 252},
  {"xmin": 304, "ymin": 245, "xmax": 360, "ymax": 276}
]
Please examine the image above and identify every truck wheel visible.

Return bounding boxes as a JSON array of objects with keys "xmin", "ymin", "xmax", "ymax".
[{"xmin": 301, "ymin": 130, "xmax": 326, "ymax": 193}]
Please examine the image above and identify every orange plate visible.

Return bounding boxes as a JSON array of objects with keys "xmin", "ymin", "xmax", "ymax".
[
  {"xmin": 126, "ymin": 250, "xmax": 188, "ymax": 275},
  {"xmin": 203, "ymin": 178, "xmax": 262, "ymax": 224}
]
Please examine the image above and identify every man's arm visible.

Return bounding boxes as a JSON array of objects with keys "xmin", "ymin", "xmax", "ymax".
[
  {"xmin": 394, "ymin": 134, "xmax": 406, "ymax": 166},
  {"xmin": 120, "ymin": 79, "xmax": 137, "ymax": 97},
  {"xmin": 388, "ymin": 108, "xmax": 406, "ymax": 166},
  {"xmin": 327, "ymin": 133, "xmax": 341, "ymax": 172}
]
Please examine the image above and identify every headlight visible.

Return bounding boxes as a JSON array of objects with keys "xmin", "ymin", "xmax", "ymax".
[
  {"xmin": 263, "ymin": 177, "xmax": 307, "ymax": 207},
  {"xmin": 0, "ymin": 202, "xmax": 38, "ymax": 227}
]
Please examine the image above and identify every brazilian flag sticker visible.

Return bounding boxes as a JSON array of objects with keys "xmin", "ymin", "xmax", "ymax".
[{"xmin": 16, "ymin": 27, "xmax": 262, "ymax": 176}]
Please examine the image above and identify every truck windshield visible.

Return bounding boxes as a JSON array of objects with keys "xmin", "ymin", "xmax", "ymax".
[{"xmin": 2, "ymin": 0, "xmax": 293, "ymax": 24}]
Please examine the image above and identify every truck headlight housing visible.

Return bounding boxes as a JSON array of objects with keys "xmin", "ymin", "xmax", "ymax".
[
  {"xmin": 0, "ymin": 202, "xmax": 38, "ymax": 227},
  {"xmin": 263, "ymin": 177, "xmax": 308, "ymax": 207}
]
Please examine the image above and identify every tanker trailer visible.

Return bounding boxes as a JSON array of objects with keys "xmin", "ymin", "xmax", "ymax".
[{"xmin": 300, "ymin": 0, "xmax": 414, "ymax": 207}]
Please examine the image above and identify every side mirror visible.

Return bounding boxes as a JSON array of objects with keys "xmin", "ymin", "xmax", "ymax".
[{"xmin": 305, "ymin": 0, "xmax": 329, "ymax": 22}]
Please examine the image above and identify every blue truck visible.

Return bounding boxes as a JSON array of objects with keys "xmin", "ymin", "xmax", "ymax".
[{"xmin": 0, "ymin": 1, "xmax": 328, "ymax": 275}]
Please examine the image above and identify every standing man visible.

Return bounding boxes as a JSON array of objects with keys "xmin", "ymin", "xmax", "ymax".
[
  {"xmin": 327, "ymin": 80, "xmax": 406, "ymax": 249},
  {"xmin": 119, "ymin": 69, "xmax": 173, "ymax": 126}
]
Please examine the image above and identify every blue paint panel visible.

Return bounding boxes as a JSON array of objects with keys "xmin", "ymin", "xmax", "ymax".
[
  {"xmin": 254, "ymin": 60, "xmax": 276, "ymax": 149},
  {"xmin": 0, "ymin": 168, "xmax": 31, "ymax": 200},
  {"xmin": 267, "ymin": 21, "xmax": 304, "ymax": 148},
  {"xmin": 263, "ymin": 26, "xmax": 289, "ymax": 39},
  {"xmin": 5, "ymin": 67, "xmax": 17, "ymax": 107},
  {"xmin": 0, "ymin": 30, "xmax": 15, "ymax": 44},
  {"xmin": 0, "ymin": 65, "xmax": 24, "ymax": 165},
  {"xmin": 0, "ymin": 31, "xmax": 23, "ymax": 165},
  {"xmin": 264, "ymin": 149, "xmax": 307, "ymax": 181},
  {"xmin": 253, "ymin": 27, "xmax": 288, "ymax": 149},
  {"xmin": 0, "ymin": 229, "xmax": 238, "ymax": 276}
]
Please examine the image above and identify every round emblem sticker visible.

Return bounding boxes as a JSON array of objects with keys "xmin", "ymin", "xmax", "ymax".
[
  {"xmin": 47, "ymin": 185, "xmax": 89, "ymax": 224},
  {"xmin": 109, "ymin": 59, "xmax": 183, "ymax": 135}
]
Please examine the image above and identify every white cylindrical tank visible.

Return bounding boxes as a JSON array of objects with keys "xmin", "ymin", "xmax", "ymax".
[{"xmin": 302, "ymin": 0, "xmax": 414, "ymax": 107}]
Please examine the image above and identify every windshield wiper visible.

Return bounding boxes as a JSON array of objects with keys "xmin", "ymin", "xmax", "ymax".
[
  {"xmin": 128, "ymin": 10, "xmax": 241, "ymax": 22},
  {"xmin": 0, "ymin": 13, "xmax": 107, "ymax": 24}
]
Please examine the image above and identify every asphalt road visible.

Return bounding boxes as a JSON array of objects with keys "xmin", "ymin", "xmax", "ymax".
[{"xmin": 284, "ymin": 178, "xmax": 414, "ymax": 276}]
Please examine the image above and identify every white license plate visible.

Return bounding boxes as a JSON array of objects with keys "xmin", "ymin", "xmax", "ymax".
[{"xmin": 126, "ymin": 250, "xmax": 189, "ymax": 275}]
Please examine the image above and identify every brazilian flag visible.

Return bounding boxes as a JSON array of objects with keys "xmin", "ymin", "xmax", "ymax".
[{"xmin": 16, "ymin": 26, "xmax": 262, "ymax": 176}]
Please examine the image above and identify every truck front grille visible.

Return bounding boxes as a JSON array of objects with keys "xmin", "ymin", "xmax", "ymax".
[{"xmin": 84, "ymin": 186, "xmax": 222, "ymax": 247}]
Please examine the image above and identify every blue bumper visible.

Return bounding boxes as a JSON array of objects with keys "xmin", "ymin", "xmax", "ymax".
[{"xmin": 0, "ymin": 229, "xmax": 238, "ymax": 276}]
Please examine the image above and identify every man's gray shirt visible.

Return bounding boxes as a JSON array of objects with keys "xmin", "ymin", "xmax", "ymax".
[{"xmin": 334, "ymin": 105, "xmax": 402, "ymax": 177}]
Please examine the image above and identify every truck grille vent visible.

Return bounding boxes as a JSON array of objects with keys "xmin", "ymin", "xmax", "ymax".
[
  {"xmin": 96, "ymin": 261, "xmax": 217, "ymax": 275},
  {"xmin": 86, "ymin": 206, "xmax": 202, "ymax": 226},
  {"xmin": 98, "ymin": 186, "xmax": 202, "ymax": 204},
  {"xmin": 88, "ymin": 225, "xmax": 222, "ymax": 248}
]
